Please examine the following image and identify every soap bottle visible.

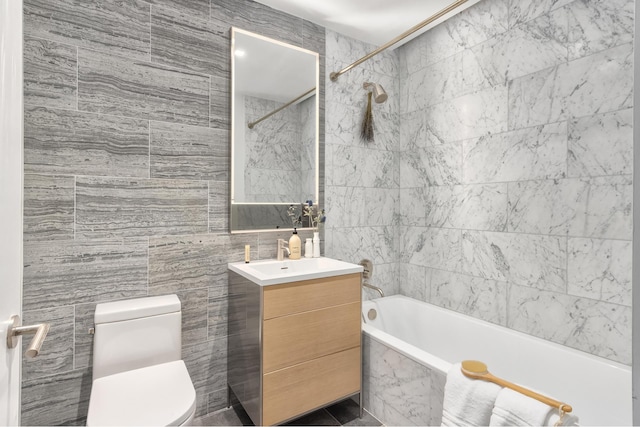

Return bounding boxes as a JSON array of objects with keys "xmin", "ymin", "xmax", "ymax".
[
  {"xmin": 289, "ymin": 228, "xmax": 301, "ymax": 260},
  {"xmin": 304, "ymin": 238, "xmax": 313, "ymax": 258}
]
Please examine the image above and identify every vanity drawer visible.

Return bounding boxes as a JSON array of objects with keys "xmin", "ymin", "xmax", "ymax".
[
  {"xmin": 263, "ymin": 346, "xmax": 361, "ymax": 426},
  {"xmin": 263, "ymin": 273, "xmax": 360, "ymax": 320},
  {"xmin": 263, "ymin": 301, "xmax": 360, "ymax": 373}
]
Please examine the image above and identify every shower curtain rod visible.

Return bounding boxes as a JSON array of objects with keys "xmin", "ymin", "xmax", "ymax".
[
  {"xmin": 329, "ymin": 0, "xmax": 470, "ymax": 82},
  {"xmin": 247, "ymin": 87, "xmax": 315, "ymax": 129}
]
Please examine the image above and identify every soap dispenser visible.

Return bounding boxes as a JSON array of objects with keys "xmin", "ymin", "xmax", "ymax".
[{"xmin": 289, "ymin": 228, "xmax": 301, "ymax": 260}]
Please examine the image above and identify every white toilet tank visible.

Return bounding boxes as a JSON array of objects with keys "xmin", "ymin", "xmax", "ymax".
[{"xmin": 93, "ymin": 295, "xmax": 182, "ymax": 380}]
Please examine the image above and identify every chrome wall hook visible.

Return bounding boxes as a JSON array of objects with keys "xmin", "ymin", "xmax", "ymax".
[{"xmin": 6, "ymin": 315, "xmax": 51, "ymax": 358}]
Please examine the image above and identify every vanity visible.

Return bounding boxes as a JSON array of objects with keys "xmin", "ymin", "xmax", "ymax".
[{"xmin": 227, "ymin": 257, "xmax": 363, "ymax": 426}]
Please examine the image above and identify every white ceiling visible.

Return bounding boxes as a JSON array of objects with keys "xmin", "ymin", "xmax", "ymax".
[{"xmin": 253, "ymin": 0, "xmax": 482, "ymax": 47}]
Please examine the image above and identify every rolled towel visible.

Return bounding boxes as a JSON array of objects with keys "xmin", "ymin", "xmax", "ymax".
[
  {"xmin": 489, "ymin": 388, "xmax": 579, "ymax": 426},
  {"xmin": 441, "ymin": 362, "xmax": 502, "ymax": 427}
]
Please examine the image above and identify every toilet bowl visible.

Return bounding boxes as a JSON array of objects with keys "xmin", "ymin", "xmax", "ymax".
[{"xmin": 86, "ymin": 295, "xmax": 196, "ymax": 426}]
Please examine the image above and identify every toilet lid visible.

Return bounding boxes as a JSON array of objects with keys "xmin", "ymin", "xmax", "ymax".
[{"xmin": 87, "ymin": 360, "xmax": 196, "ymax": 426}]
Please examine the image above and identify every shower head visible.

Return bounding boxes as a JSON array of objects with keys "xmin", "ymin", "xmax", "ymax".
[{"xmin": 363, "ymin": 82, "xmax": 388, "ymax": 103}]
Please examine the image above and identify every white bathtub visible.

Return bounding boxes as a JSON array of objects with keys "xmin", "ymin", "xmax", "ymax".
[{"xmin": 361, "ymin": 295, "xmax": 631, "ymax": 426}]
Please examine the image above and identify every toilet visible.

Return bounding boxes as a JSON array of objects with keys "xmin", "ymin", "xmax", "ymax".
[{"xmin": 86, "ymin": 295, "xmax": 197, "ymax": 426}]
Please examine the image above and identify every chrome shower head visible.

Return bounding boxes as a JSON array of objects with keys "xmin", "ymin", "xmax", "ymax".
[{"xmin": 363, "ymin": 82, "xmax": 388, "ymax": 103}]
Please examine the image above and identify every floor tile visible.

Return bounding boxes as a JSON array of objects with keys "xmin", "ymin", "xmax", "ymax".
[
  {"xmin": 283, "ymin": 408, "xmax": 340, "ymax": 426},
  {"xmin": 326, "ymin": 399, "xmax": 383, "ymax": 426},
  {"xmin": 194, "ymin": 398, "xmax": 382, "ymax": 426}
]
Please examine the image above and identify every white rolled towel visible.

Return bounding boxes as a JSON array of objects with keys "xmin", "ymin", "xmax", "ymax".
[
  {"xmin": 441, "ymin": 362, "xmax": 502, "ymax": 427},
  {"xmin": 489, "ymin": 388, "xmax": 579, "ymax": 426}
]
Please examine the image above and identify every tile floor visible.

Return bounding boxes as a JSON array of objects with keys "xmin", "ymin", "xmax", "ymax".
[{"xmin": 193, "ymin": 397, "xmax": 382, "ymax": 426}]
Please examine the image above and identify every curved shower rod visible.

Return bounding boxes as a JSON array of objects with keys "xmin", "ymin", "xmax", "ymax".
[{"xmin": 330, "ymin": 0, "xmax": 470, "ymax": 82}]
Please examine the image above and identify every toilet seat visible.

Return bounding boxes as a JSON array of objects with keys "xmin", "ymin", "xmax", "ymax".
[{"xmin": 87, "ymin": 360, "xmax": 196, "ymax": 426}]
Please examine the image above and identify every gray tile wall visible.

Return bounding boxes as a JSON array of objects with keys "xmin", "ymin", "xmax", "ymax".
[
  {"xmin": 397, "ymin": 0, "xmax": 633, "ymax": 364},
  {"xmin": 22, "ymin": 0, "xmax": 324, "ymax": 424}
]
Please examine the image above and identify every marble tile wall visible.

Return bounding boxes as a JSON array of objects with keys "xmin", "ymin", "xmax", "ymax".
[
  {"xmin": 324, "ymin": 30, "xmax": 401, "ymax": 298},
  {"xmin": 397, "ymin": 0, "xmax": 633, "ymax": 365},
  {"xmin": 362, "ymin": 334, "xmax": 445, "ymax": 426},
  {"xmin": 21, "ymin": 0, "xmax": 324, "ymax": 424},
  {"xmin": 242, "ymin": 95, "xmax": 303, "ymax": 203}
]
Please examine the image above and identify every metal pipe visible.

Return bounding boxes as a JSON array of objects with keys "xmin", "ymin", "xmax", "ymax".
[
  {"xmin": 330, "ymin": 0, "xmax": 470, "ymax": 82},
  {"xmin": 248, "ymin": 87, "xmax": 315, "ymax": 129},
  {"xmin": 362, "ymin": 282, "xmax": 384, "ymax": 298}
]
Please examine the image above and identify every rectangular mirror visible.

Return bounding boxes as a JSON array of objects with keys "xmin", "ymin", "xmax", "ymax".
[{"xmin": 230, "ymin": 27, "xmax": 319, "ymax": 232}]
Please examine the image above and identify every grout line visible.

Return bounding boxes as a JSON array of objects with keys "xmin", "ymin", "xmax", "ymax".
[
  {"xmin": 149, "ymin": 5, "xmax": 152, "ymax": 62},
  {"xmin": 72, "ymin": 306, "xmax": 76, "ymax": 370},
  {"xmin": 76, "ymin": 47, "xmax": 79, "ymax": 111},
  {"xmin": 146, "ymin": 236, "xmax": 150, "ymax": 295},
  {"xmin": 73, "ymin": 176, "xmax": 77, "ymax": 240},
  {"xmin": 148, "ymin": 120, "xmax": 151, "ymax": 179}
]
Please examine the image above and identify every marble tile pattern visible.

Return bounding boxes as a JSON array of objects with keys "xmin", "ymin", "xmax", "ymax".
[
  {"xmin": 362, "ymin": 335, "xmax": 444, "ymax": 426},
  {"xmin": 21, "ymin": 0, "xmax": 326, "ymax": 424},
  {"xmin": 392, "ymin": 0, "xmax": 634, "ymax": 366},
  {"xmin": 240, "ymin": 94, "xmax": 317, "ymax": 203},
  {"xmin": 326, "ymin": 1, "xmax": 634, "ymax": 424}
]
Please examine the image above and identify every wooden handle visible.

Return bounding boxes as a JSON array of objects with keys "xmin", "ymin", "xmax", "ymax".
[
  {"xmin": 460, "ymin": 360, "xmax": 572, "ymax": 413},
  {"xmin": 485, "ymin": 373, "xmax": 572, "ymax": 413}
]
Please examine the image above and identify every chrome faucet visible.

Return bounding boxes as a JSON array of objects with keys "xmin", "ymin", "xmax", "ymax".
[{"xmin": 277, "ymin": 239, "xmax": 290, "ymax": 261}]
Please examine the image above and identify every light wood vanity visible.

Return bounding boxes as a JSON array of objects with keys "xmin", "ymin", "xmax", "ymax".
[{"xmin": 227, "ymin": 260, "xmax": 362, "ymax": 426}]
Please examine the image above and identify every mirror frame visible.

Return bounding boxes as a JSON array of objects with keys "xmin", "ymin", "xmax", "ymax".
[{"xmin": 230, "ymin": 27, "xmax": 320, "ymax": 233}]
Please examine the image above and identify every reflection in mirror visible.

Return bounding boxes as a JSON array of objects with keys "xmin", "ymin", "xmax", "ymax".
[{"xmin": 231, "ymin": 28, "xmax": 319, "ymax": 232}]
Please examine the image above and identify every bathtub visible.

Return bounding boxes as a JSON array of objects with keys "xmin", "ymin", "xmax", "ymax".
[{"xmin": 361, "ymin": 295, "xmax": 631, "ymax": 426}]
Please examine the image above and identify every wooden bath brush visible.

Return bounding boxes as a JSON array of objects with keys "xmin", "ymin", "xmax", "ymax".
[{"xmin": 460, "ymin": 360, "xmax": 572, "ymax": 413}]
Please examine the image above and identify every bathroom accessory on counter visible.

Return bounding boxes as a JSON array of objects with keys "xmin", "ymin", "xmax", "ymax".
[
  {"xmin": 330, "ymin": 0, "xmax": 469, "ymax": 82},
  {"xmin": 305, "ymin": 238, "xmax": 312, "ymax": 258},
  {"xmin": 245, "ymin": 245, "xmax": 250, "ymax": 263},
  {"xmin": 86, "ymin": 295, "xmax": 196, "ymax": 426},
  {"xmin": 289, "ymin": 229, "xmax": 301, "ymax": 259},
  {"xmin": 313, "ymin": 231, "xmax": 320, "ymax": 257},
  {"xmin": 461, "ymin": 360, "xmax": 573, "ymax": 415}
]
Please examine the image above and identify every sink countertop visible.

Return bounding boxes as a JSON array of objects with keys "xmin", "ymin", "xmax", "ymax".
[{"xmin": 228, "ymin": 257, "xmax": 363, "ymax": 286}]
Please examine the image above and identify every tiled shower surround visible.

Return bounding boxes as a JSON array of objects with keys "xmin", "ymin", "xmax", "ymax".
[
  {"xmin": 325, "ymin": 0, "xmax": 633, "ymax": 425},
  {"xmin": 328, "ymin": 0, "xmax": 633, "ymax": 364},
  {"xmin": 21, "ymin": 0, "xmax": 324, "ymax": 424},
  {"xmin": 396, "ymin": 0, "xmax": 633, "ymax": 364}
]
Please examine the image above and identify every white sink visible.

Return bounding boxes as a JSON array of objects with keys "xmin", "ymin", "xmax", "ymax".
[{"xmin": 228, "ymin": 257, "xmax": 363, "ymax": 286}]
